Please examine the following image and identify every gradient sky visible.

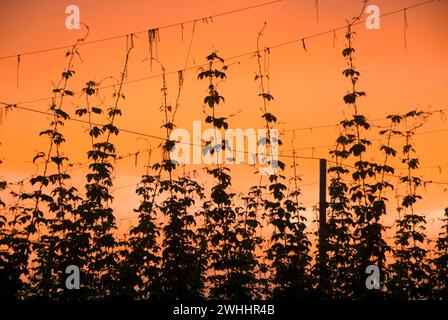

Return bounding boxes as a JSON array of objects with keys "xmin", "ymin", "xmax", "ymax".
[{"xmin": 0, "ymin": 0, "xmax": 447, "ymax": 242}]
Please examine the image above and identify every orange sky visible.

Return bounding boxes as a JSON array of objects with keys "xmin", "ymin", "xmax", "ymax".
[{"xmin": 1, "ymin": 0, "xmax": 447, "ymax": 241}]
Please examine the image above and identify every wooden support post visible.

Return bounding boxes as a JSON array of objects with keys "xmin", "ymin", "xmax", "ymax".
[{"xmin": 319, "ymin": 158, "xmax": 328, "ymax": 297}]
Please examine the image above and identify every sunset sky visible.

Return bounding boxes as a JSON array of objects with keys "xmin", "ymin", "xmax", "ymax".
[{"xmin": 0, "ymin": 0, "xmax": 447, "ymax": 243}]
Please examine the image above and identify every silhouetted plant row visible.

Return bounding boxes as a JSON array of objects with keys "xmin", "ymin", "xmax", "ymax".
[{"xmin": 0, "ymin": 22, "xmax": 446, "ymax": 301}]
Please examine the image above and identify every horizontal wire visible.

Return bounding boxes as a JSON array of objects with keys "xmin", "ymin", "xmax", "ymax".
[
  {"xmin": 0, "ymin": 0, "xmax": 285, "ymax": 60},
  {"xmin": 4, "ymin": 102, "xmax": 448, "ymax": 157},
  {"xmin": 4, "ymin": 0, "xmax": 442, "ymax": 108},
  {"xmin": 3, "ymin": 101, "xmax": 448, "ymax": 187},
  {"xmin": 3, "ymin": 100, "xmax": 447, "ymax": 141}
]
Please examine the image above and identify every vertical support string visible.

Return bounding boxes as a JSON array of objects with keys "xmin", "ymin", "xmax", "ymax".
[
  {"xmin": 333, "ymin": 29, "xmax": 337, "ymax": 49},
  {"xmin": 16, "ymin": 54, "xmax": 21, "ymax": 89},
  {"xmin": 267, "ymin": 48, "xmax": 270, "ymax": 93},
  {"xmin": 148, "ymin": 29, "xmax": 153, "ymax": 70},
  {"xmin": 202, "ymin": 16, "xmax": 213, "ymax": 24},
  {"xmin": 126, "ymin": 34, "xmax": 129, "ymax": 54},
  {"xmin": 178, "ymin": 70, "xmax": 184, "ymax": 88},
  {"xmin": 263, "ymin": 47, "xmax": 271, "ymax": 93},
  {"xmin": 315, "ymin": 0, "xmax": 319, "ymax": 23},
  {"xmin": 183, "ymin": 20, "xmax": 196, "ymax": 70},
  {"xmin": 148, "ymin": 28, "xmax": 160, "ymax": 71},
  {"xmin": 404, "ymin": 8, "xmax": 408, "ymax": 50},
  {"xmin": 124, "ymin": 34, "xmax": 134, "ymax": 79},
  {"xmin": 180, "ymin": 23, "xmax": 185, "ymax": 42},
  {"xmin": 125, "ymin": 34, "xmax": 129, "ymax": 78}
]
